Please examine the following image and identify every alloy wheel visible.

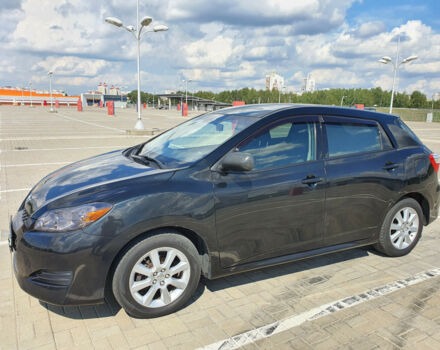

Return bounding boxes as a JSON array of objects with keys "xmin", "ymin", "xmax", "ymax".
[
  {"xmin": 389, "ymin": 207, "xmax": 419, "ymax": 250},
  {"xmin": 129, "ymin": 247, "xmax": 190, "ymax": 308}
]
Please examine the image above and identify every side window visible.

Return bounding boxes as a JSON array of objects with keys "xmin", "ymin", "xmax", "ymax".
[
  {"xmin": 325, "ymin": 122, "xmax": 381, "ymax": 157},
  {"xmin": 238, "ymin": 121, "xmax": 316, "ymax": 170}
]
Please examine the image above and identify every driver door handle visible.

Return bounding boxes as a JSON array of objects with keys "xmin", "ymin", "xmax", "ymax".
[{"xmin": 301, "ymin": 175, "xmax": 323, "ymax": 185}]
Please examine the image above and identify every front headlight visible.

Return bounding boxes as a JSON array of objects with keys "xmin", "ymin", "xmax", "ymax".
[{"xmin": 33, "ymin": 202, "xmax": 113, "ymax": 232}]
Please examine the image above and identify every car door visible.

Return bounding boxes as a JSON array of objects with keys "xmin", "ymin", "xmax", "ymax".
[
  {"xmin": 323, "ymin": 115, "xmax": 404, "ymax": 246},
  {"xmin": 212, "ymin": 116, "xmax": 326, "ymax": 268}
]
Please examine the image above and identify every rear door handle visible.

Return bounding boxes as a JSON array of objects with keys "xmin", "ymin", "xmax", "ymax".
[
  {"xmin": 383, "ymin": 162, "xmax": 399, "ymax": 171},
  {"xmin": 301, "ymin": 176, "xmax": 323, "ymax": 185}
]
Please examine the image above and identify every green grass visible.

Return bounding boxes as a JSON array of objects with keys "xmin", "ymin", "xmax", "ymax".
[{"xmin": 376, "ymin": 107, "xmax": 440, "ymax": 122}]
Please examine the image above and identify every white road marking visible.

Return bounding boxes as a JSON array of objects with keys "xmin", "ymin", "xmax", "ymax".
[
  {"xmin": 420, "ymin": 138, "xmax": 440, "ymax": 143},
  {"xmin": 6, "ymin": 146, "xmax": 126, "ymax": 152},
  {"xmin": 0, "ymin": 188, "xmax": 31, "ymax": 193},
  {"xmin": 198, "ymin": 268, "xmax": 440, "ymax": 350},
  {"xmin": 4, "ymin": 162, "xmax": 70, "ymax": 168},
  {"xmin": 56, "ymin": 113, "xmax": 126, "ymax": 133},
  {"xmin": 0, "ymin": 135, "xmax": 148, "ymax": 141}
]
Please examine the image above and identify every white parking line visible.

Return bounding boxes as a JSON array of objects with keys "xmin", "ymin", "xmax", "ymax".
[
  {"xmin": 4, "ymin": 162, "xmax": 70, "ymax": 168},
  {"xmin": 0, "ymin": 135, "xmax": 148, "ymax": 141},
  {"xmin": 0, "ymin": 188, "xmax": 31, "ymax": 193},
  {"xmin": 198, "ymin": 268, "xmax": 440, "ymax": 350},
  {"xmin": 6, "ymin": 146, "xmax": 126, "ymax": 152},
  {"xmin": 56, "ymin": 113, "xmax": 126, "ymax": 133},
  {"xmin": 420, "ymin": 138, "xmax": 440, "ymax": 143}
]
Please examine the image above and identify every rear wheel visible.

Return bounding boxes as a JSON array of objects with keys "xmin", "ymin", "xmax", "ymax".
[
  {"xmin": 112, "ymin": 233, "xmax": 201, "ymax": 318},
  {"xmin": 374, "ymin": 198, "xmax": 423, "ymax": 257}
]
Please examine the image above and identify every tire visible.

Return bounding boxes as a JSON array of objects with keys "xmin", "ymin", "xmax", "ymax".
[
  {"xmin": 112, "ymin": 233, "xmax": 201, "ymax": 318},
  {"xmin": 374, "ymin": 198, "xmax": 423, "ymax": 257}
]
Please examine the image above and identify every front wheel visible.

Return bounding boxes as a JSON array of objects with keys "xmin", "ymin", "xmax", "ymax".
[
  {"xmin": 374, "ymin": 198, "xmax": 423, "ymax": 257},
  {"xmin": 112, "ymin": 233, "xmax": 201, "ymax": 318}
]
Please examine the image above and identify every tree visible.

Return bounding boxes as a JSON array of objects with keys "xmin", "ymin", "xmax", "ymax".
[
  {"xmin": 129, "ymin": 88, "xmax": 430, "ymax": 110},
  {"xmin": 410, "ymin": 91, "xmax": 427, "ymax": 108}
]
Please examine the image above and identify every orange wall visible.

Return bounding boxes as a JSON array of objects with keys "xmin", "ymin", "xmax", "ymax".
[{"xmin": 0, "ymin": 89, "xmax": 78, "ymax": 98}]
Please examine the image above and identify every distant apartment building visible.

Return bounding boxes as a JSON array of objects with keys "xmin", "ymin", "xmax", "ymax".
[
  {"xmin": 265, "ymin": 72, "xmax": 284, "ymax": 91},
  {"xmin": 301, "ymin": 73, "xmax": 316, "ymax": 93}
]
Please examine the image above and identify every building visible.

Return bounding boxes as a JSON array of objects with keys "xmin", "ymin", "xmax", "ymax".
[
  {"xmin": 109, "ymin": 85, "xmax": 120, "ymax": 95},
  {"xmin": 265, "ymin": 72, "xmax": 284, "ymax": 91},
  {"xmin": 301, "ymin": 73, "xmax": 316, "ymax": 93},
  {"xmin": 0, "ymin": 86, "xmax": 78, "ymax": 106},
  {"xmin": 81, "ymin": 83, "xmax": 127, "ymax": 107},
  {"xmin": 97, "ymin": 83, "xmax": 107, "ymax": 95}
]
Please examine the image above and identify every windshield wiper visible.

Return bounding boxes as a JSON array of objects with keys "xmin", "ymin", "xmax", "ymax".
[{"xmin": 131, "ymin": 153, "xmax": 165, "ymax": 169}]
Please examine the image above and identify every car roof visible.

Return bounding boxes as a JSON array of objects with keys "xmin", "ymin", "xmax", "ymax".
[{"xmin": 218, "ymin": 103, "xmax": 398, "ymax": 123}]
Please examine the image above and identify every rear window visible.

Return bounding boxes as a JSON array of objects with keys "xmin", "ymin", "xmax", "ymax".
[
  {"xmin": 387, "ymin": 120, "xmax": 421, "ymax": 148},
  {"xmin": 326, "ymin": 122, "xmax": 381, "ymax": 157}
]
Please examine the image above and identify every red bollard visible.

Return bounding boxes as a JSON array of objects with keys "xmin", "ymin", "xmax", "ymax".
[
  {"xmin": 100, "ymin": 100, "xmax": 103, "ymax": 108},
  {"xmin": 108, "ymin": 101, "xmax": 115, "ymax": 116},
  {"xmin": 177, "ymin": 103, "xmax": 181, "ymax": 111},
  {"xmin": 182, "ymin": 103, "xmax": 188, "ymax": 117},
  {"xmin": 55, "ymin": 100, "xmax": 59, "ymax": 108},
  {"xmin": 143, "ymin": 102, "xmax": 147, "ymax": 109},
  {"xmin": 77, "ymin": 99, "xmax": 82, "ymax": 112},
  {"xmin": 43, "ymin": 100, "xmax": 47, "ymax": 106},
  {"xmin": 232, "ymin": 101, "xmax": 245, "ymax": 106}
]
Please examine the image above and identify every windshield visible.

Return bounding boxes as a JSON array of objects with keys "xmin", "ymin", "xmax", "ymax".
[{"xmin": 138, "ymin": 112, "xmax": 258, "ymax": 167}]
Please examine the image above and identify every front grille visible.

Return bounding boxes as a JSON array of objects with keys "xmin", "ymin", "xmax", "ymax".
[{"xmin": 29, "ymin": 270, "xmax": 73, "ymax": 287}]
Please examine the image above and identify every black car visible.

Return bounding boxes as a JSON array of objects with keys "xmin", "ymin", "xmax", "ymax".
[{"xmin": 9, "ymin": 104, "xmax": 440, "ymax": 318}]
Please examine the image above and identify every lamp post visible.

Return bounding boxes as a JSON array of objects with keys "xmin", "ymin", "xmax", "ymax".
[
  {"xmin": 378, "ymin": 35, "xmax": 418, "ymax": 114},
  {"xmin": 29, "ymin": 82, "xmax": 33, "ymax": 107},
  {"xmin": 105, "ymin": 0, "xmax": 168, "ymax": 130},
  {"xmin": 119, "ymin": 86, "xmax": 127, "ymax": 102},
  {"xmin": 340, "ymin": 95, "xmax": 346, "ymax": 106},
  {"xmin": 183, "ymin": 79, "xmax": 192, "ymax": 107},
  {"xmin": 48, "ymin": 71, "xmax": 54, "ymax": 112}
]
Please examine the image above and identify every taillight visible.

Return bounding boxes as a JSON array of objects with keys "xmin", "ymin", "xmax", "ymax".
[{"xmin": 430, "ymin": 153, "xmax": 440, "ymax": 173}]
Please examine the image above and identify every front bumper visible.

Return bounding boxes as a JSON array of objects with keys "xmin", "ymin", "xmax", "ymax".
[{"xmin": 10, "ymin": 210, "xmax": 118, "ymax": 305}]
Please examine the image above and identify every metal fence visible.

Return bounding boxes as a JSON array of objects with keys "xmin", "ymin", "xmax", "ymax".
[{"xmin": 376, "ymin": 107, "xmax": 440, "ymax": 122}]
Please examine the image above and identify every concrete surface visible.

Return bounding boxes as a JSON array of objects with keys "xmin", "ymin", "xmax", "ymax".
[{"xmin": 0, "ymin": 105, "xmax": 439, "ymax": 350}]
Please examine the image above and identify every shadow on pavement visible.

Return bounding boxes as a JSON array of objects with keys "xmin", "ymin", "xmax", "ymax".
[
  {"xmin": 204, "ymin": 246, "xmax": 371, "ymax": 292},
  {"xmin": 40, "ymin": 246, "xmax": 371, "ymax": 319}
]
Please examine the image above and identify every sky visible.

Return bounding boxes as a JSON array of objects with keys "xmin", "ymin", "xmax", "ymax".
[{"xmin": 0, "ymin": 0, "xmax": 439, "ymax": 96}]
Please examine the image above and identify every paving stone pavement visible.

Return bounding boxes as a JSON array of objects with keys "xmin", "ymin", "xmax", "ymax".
[{"xmin": 0, "ymin": 106, "xmax": 439, "ymax": 350}]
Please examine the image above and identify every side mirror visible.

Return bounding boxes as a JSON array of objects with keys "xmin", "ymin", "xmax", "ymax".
[{"xmin": 221, "ymin": 152, "xmax": 254, "ymax": 172}]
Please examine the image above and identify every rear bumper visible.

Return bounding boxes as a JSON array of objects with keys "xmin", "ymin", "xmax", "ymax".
[
  {"xmin": 11, "ymin": 210, "xmax": 119, "ymax": 306},
  {"xmin": 428, "ymin": 183, "xmax": 440, "ymax": 225}
]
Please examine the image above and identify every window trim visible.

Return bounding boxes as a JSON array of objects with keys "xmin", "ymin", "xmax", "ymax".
[
  {"xmin": 213, "ymin": 115, "xmax": 322, "ymax": 173},
  {"xmin": 322, "ymin": 116, "xmax": 389, "ymax": 160}
]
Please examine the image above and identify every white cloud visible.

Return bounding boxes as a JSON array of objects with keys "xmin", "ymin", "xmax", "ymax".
[
  {"xmin": 0, "ymin": 0, "xmax": 439, "ymax": 97},
  {"xmin": 311, "ymin": 68, "xmax": 365, "ymax": 86},
  {"xmin": 33, "ymin": 56, "xmax": 112, "ymax": 76},
  {"xmin": 184, "ymin": 36, "xmax": 235, "ymax": 68}
]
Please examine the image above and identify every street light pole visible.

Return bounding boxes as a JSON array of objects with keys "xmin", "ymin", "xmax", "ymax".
[
  {"xmin": 48, "ymin": 71, "xmax": 54, "ymax": 112},
  {"xmin": 183, "ymin": 79, "xmax": 192, "ymax": 106},
  {"xmin": 105, "ymin": 1, "xmax": 168, "ymax": 130},
  {"xmin": 340, "ymin": 95, "xmax": 346, "ymax": 106},
  {"xmin": 29, "ymin": 82, "xmax": 33, "ymax": 108},
  {"xmin": 135, "ymin": 0, "xmax": 143, "ymax": 129},
  {"xmin": 378, "ymin": 35, "xmax": 418, "ymax": 114}
]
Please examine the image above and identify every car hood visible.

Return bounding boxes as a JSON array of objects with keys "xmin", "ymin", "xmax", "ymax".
[{"xmin": 24, "ymin": 150, "xmax": 171, "ymax": 214}]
